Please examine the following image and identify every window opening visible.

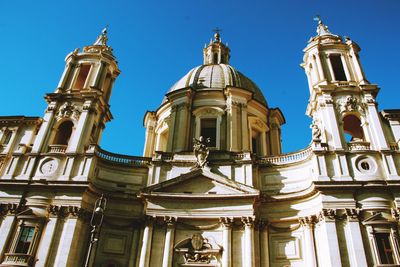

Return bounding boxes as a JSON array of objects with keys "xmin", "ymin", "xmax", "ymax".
[
  {"xmin": 53, "ymin": 121, "xmax": 74, "ymax": 145},
  {"xmin": 15, "ymin": 226, "xmax": 35, "ymax": 254},
  {"xmin": 3, "ymin": 131, "xmax": 12, "ymax": 145},
  {"xmin": 74, "ymin": 64, "xmax": 91, "ymax": 89},
  {"xmin": 201, "ymin": 119, "xmax": 217, "ymax": 147},
  {"xmin": 360, "ymin": 161, "xmax": 370, "ymax": 171},
  {"xmin": 375, "ymin": 233, "xmax": 395, "ymax": 264},
  {"xmin": 157, "ymin": 130, "xmax": 168, "ymax": 152},
  {"xmin": 213, "ymin": 53, "xmax": 218, "ymax": 64},
  {"xmin": 343, "ymin": 115, "xmax": 364, "ymax": 142},
  {"xmin": 330, "ymin": 54, "xmax": 347, "ymax": 81}
]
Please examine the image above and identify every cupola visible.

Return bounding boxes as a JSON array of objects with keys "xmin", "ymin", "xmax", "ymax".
[{"xmin": 203, "ymin": 31, "xmax": 230, "ymax": 65}]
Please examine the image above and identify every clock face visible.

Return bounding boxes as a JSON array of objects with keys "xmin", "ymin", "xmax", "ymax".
[{"xmin": 40, "ymin": 158, "xmax": 59, "ymax": 176}]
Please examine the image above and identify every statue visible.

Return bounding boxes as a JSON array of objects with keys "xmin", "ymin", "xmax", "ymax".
[
  {"xmin": 311, "ymin": 122, "xmax": 321, "ymax": 141},
  {"xmin": 193, "ymin": 136, "xmax": 210, "ymax": 168},
  {"xmin": 93, "ymin": 27, "xmax": 108, "ymax": 46}
]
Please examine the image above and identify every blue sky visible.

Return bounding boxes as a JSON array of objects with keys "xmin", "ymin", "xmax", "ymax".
[{"xmin": 0, "ymin": 1, "xmax": 399, "ymax": 156}]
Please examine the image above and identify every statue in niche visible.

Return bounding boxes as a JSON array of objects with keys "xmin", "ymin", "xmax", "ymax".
[{"xmin": 193, "ymin": 136, "xmax": 210, "ymax": 168}]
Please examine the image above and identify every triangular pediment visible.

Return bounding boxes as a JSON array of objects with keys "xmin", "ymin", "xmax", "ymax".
[
  {"xmin": 141, "ymin": 168, "xmax": 259, "ymax": 196},
  {"xmin": 362, "ymin": 212, "xmax": 395, "ymax": 226}
]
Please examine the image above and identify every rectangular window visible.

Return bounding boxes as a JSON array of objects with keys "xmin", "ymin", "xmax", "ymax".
[
  {"xmin": 74, "ymin": 64, "xmax": 91, "ymax": 89},
  {"xmin": 375, "ymin": 233, "xmax": 395, "ymax": 264},
  {"xmin": 330, "ymin": 54, "xmax": 347, "ymax": 81},
  {"xmin": 201, "ymin": 118, "xmax": 217, "ymax": 147},
  {"xmin": 15, "ymin": 226, "xmax": 35, "ymax": 254}
]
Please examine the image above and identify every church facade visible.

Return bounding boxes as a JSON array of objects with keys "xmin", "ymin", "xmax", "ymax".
[{"xmin": 0, "ymin": 19, "xmax": 400, "ymax": 267}]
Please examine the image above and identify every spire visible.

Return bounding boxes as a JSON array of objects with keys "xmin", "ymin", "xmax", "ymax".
[
  {"xmin": 203, "ymin": 29, "xmax": 230, "ymax": 65},
  {"xmin": 93, "ymin": 27, "xmax": 108, "ymax": 46},
  {"xmin": 313, "ymin": 15, "xmax": 332, "ymax": 36}
]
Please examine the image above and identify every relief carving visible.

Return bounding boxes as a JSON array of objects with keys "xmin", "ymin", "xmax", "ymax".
[
  {"xmin": 193, "ymin": 136, "xmax": 210, "ymax": 169},
  {"xmin": 174, "ymin": 233, "xmax": 221, "ymax": 265},
  {"xmin": 56, "ymin": 101, "xmax": 81, "ymax": 121}
]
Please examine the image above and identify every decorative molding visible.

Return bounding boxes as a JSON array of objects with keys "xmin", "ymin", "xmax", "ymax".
[
  {"xmin": 318, "ymin": 208, "xmax": 336, "ymax": 222},
  {"xmin": 299, "ymin": 215, "xmax": 318, "ymax": 228},
  {"xmin": 241, "ymin": 216, "xmax": 255, "ymax": 228},
  {"xmin": 219, "ymin": 217, "xmax": 233, "ymax": 228},
  {"xmin": 56, "ymin": 101, "xmax": 81, "ymax": 121}
]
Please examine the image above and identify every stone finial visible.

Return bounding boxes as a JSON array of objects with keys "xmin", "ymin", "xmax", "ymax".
[
  {"xmin": 313, "ymin": 15, "xmax": 332, "ymax": 36},
  {"xmin": 93, "ymin": 27, "xmax": 109, "ymax": 46}
]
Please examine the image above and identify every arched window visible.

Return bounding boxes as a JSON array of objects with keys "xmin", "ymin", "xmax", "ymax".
[
  {"xmin": 343, "ymin": 115, "xmax": 364, "ymax": 142},
  {"xmin": 53, "ymin": 121, "xmax": 74, "ymax": 145}
]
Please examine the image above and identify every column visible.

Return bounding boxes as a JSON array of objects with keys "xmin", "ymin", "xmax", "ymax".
[
  {"xmin": 299, "ymin": 216, "xmax": 317, "ymax": 267},
  {"xmin": 57, "ymin": 62, "xmax": 73, "ymax": 90},
  {"xmin": 162, "ymin": 217, "xmax": 176, "ymax": 267},
  {"xmin": 242, "ymin": 217, "xmax": 255, "ymax": 267},
  {"xmin": 228, "ymin": 100, "xmax": 240, "ymax": 151},
  {"xmin": 128, "ymin": 221, "xmax": 141, "ymax": 267},
  {"xmin": 366, "ymin": 100, "xmax": 389, "ymax": 150},
  {"xmin": 323, "ymin": 98, "xmax": 344, "ymax": 150},
  {"xmin": 220, "ymin": 217, "xmax": 233, "ymax": 267},
  {"xmin": 167, "ymin": 105, "xmax": 177, "ymax": 152},
  {"xmin": 138, "ymin": 217, "xmax": 154, "ymax": 267},
  {"xmin": 175, "ymin": 103, "xmax": 189, "ymax": 152},
  {"xmin": 67, "ymin": 100, "xmax": 94, "ymax": 153},
  {"xmin": 315, "ymin": 209, "xmax": 342, "ymax": 267},
  {"xmin": 259, "ymin": 220, "xmax": 269, "ymax": 267},
  {"xmin": 32, "ymin": 102, "xmax": 57, "ymax": 153},
  {"xmin": 343, "ymin": 209, "xmax": 368, "ymax": 267},
  {"xmin": 240, "ymin": 103, "xmax": 249, "ymax": 151},
  {"xmin": 315, "ymin": 53, "xmax": 325, "ymax": 82}
]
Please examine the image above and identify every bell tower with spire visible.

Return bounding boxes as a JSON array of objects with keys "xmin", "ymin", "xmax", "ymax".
[
  {"xmin": 302, "ymin": 17, "xmax": 398, "ymax": 180},
  {"xmin": 29, "ymin": 28, "xmax": 120, "ymax": 180}
]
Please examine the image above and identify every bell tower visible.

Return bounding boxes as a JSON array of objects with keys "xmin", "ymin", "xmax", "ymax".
[
  {"xmin": 31, "ymin": 28, "xmax": 120, "ymax": 155},
  {"xmin": 302, "ymin": 17, "xmax": 397, "ymax": 180}
]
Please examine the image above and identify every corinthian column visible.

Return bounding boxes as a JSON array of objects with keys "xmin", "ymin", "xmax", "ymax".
[
  {"xmin": 162, "ymin": 217, "xmax": 176, "ymax": 267},
  {"xmin": 220, "ymin": 217, "xmax": 233, "ymax": 267},
  {"xmin": 242, "ymin": 217, "xmax": 255, "ymax": 267}
]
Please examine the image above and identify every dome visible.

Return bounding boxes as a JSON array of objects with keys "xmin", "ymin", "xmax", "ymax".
[{"xmin": 168, "ymin": 64, "xmax": 268, "ymax": 106}]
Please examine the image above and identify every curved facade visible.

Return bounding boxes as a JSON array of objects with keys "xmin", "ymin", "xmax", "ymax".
[{"xmin": 1, "ymin": 21, "xmax": 400, "ymax": 267}]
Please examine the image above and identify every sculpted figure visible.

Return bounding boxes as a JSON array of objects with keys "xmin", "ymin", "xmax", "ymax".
[
  {"xmin": 311, "ymin": 122, "xmax": 321, "ymax": 141},
  {"xmin": 193, "ymin": 136, "xmax": 210, "ymax": 168}
]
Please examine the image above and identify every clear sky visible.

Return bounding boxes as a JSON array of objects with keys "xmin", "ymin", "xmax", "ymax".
[{"xmin": 0, "ymin": 1, "xmax": 399, "ymax": 156}]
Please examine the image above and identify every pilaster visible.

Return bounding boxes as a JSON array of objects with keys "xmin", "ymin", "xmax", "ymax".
[
  {"xmin": 299, "ymin": 215, "xmax": 318, "ymax": 267},
  {"xmin": 220, "ymin": 217, "xmax": 233, "ymax": 267},
  {"xmin": 341, "ymin": 209, "xmax": 368, "ymax": 267},
  {"xmin": 315, "ymin": 209, "xmax": 342, "ymax": 267},
  {"xmin": 241, "ymin": 217, "xmax": 255, "ymax": 267}
]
